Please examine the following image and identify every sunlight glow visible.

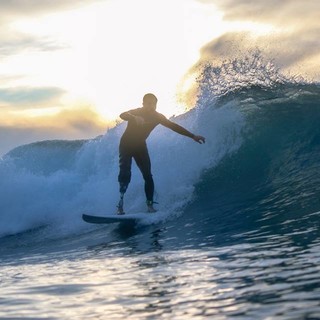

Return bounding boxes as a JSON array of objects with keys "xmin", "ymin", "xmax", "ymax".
[
  {"xmin": 9, "ymin": 107, "xmax": 61, "ymax": 118},
  {"xmin": 7, "ymin": 0, "xmax": 277, "ymax": 122},
  {"xmin": 9, "ymin": 0, "xmax": 223, "ymax": 120},
  {"xmin": 226, "ymin": 20, "xmax": 276, "ymax": 35}
]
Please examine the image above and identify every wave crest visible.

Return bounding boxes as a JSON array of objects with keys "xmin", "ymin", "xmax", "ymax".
[{"xmin": 194, "ymin": 50, "xmax": 306, "ymax": 107}]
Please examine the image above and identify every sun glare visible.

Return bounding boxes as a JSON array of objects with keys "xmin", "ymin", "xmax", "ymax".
[
  {"xmin": 8, "ymin": 0, "xmax": 223, "ymax": 121},
  {"xmin": 83, "ymin": 0, "xmax": 223, "ymax": 119}
]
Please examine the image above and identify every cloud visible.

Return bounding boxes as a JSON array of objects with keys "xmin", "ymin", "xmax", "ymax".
[
  {"xmin": 199, "ymin": 0, "xmax": 319, "ymax": 25},
  {"xmin": 0, "ymin": 0, "xmax": 106, "ymax": 157},
  {"xmin": 0, "ymin": 106, "xmax": 108, "ymax": 156},
  {"xmin": 0, "ymin": 86, "xmax": 66, "ymax": 108},
  {"xmin": 195, "ymin": 0, "xmax": 320, "ymax": 80},
  {"xmin": 0, "ymin": 31, "xmax": 66, "ymax": 59},
  {"xmin": 0, "ymin": 1, "xmax": 98, "ymax": 19},
  {"xmin": 0, "ymin": 1, "xmax": 100, "ymax": 59},
  {"xmin": 0, "ymin": 74, "xmax": 25, "ymax": 84}
]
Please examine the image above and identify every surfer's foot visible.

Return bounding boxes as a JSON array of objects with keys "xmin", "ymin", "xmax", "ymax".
[
  {"xmin": 117, "ymin": 208, "xmax": 125, "ymax": 215},
  {"xmin": 146, "ymin": 200, "xmax": 157, "ymax": 213},
  {"xmin": 117, "ymin": 206, "xmax": 125, "ymax": 215},
  {"xmin": 147, "ymin": 206, "xmax": 157, "ymax": 213},
  {"xmin": 117, "ymin": 192, "xmax": 125, "ymax": 215}
]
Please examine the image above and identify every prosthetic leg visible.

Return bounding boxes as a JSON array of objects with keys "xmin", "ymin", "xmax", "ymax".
[
  {"xmin": 117, "ymin": 183, "xmax": 127, "ymax": 215},
  {"xmin": 117, "ymin": 193, "xmax": 125, "ymax": 215}
]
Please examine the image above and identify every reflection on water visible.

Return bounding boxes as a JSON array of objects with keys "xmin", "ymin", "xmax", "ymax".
[{"xmin": 1, "ymin": 218, "xmax": 320, "ymax": 319}]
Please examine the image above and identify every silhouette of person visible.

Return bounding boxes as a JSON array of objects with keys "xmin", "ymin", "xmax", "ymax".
[{"xmin": 117, "ymin": 93, "xmax": 205, "ymax": 214}]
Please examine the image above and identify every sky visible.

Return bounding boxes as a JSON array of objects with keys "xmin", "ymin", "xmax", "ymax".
[{"xmin": 0, "ymin": 0, "xmax": 319, "ymax": 156}]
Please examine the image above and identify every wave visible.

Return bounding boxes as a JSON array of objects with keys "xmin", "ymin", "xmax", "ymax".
[
  {"xmin": 213, "ymin": 83, "xmax": 320, "ymax": 213},
  {"xmin": 0, "ymin": 100, "xmax": 243, "ymax": 238},
  {"xmin": 1, "ymin": 53, "xmax": 320, "ymax": 242},
  {"xmin": 6, "ymin": 139, "xmax": 88, "ymax": 175}
]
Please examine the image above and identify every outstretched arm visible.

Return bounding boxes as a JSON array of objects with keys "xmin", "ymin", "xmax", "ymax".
[{"xmin": 159, "ymin": 115, "xmax": 205, "ymax": 144}]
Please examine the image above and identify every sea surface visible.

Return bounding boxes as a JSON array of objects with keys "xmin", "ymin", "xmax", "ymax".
[{"xmin": 1, "ymin": 57, "xmax": 320, "ymax": 319}]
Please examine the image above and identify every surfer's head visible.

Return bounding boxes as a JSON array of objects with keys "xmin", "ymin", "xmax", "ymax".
[{"xmin": 143, "ymin": 93, "xmax": 157, "ymax": 111}]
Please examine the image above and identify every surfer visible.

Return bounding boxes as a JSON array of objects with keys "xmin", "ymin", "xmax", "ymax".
[{"xmin": 117, "ymin": 93, "xmax": 205, "ymax": 214}]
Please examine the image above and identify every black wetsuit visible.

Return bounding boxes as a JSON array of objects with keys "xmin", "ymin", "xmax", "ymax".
[{"xmin": 118, "ymin": 107, "xmax": 194, "ymax": 202}]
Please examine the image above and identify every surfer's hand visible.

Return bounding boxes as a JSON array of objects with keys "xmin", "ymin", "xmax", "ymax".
[
  {"xmin": 193, "ymin": 135, "xmax": 205, "ymax": 144},
  {"xmin": 133, "ymin": 116, "xmax": 145, "ymax": 126}
]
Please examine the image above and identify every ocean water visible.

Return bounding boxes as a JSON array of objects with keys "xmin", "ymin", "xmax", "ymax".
[{"xmin": 1, "ymin": 58, "xmax": 320, "ymax": 319}]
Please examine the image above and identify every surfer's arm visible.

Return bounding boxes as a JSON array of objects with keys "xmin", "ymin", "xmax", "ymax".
[
  {"xmin": 159, "ymin": 114, "xmax": 205, "ymax": 144},
  {"xmin": 120, "ymin": 109, "xmax": 144, "ymax": 125},
  {"xmin": 120, "ymin": 112, "xmax": 134, "ymax": 121},
  {"xmin": 120, "ymin": 108, "xmax": 139, "ymax": 121}
]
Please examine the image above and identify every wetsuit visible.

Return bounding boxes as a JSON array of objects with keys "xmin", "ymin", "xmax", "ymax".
[{"xmin": 118, "ymin": 107, "xmax": 195, "ymax": 202}]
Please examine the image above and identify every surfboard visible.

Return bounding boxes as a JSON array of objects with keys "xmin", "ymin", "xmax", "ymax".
[{"xmin": 82, "ymin": 213, "xmax": 151, "ymax": 224}]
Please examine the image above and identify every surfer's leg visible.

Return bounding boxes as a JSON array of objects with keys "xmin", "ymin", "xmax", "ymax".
[
  {"xmin": 134, "ymin": 147, "xmax": 154, "ymax": 204},
  {"xmin": 117, "ymin": 147, "xmax": 132, "ymax": 214},
  {"xmin": 118, "ymin": 147, "xmax": 132, "ymax": 194}
]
